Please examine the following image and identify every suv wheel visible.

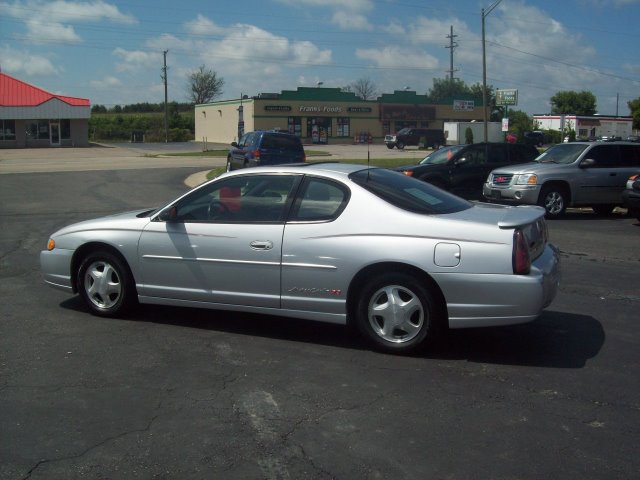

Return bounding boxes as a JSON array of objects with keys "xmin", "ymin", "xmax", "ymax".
[
  {"xmin": 539, "ymin": 185, "xmax": 568, "ymax": 218},
  {"xmin": 396, "ymin": 141, "xmax": 405, "ymax": 150},
  {"xmin": 386, "ymin": 144, "xmax": 394, "ymax": 150}
]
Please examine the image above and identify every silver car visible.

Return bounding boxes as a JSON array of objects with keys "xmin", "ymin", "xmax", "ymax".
[{"xmin": 41, "ymin": 163, "xmax": 560, "ymax": 353}]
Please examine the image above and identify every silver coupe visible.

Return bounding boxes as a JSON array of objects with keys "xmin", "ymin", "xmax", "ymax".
[{"xmin": 41, "ymin": 163, "xmax": 560, "ymax": 353}]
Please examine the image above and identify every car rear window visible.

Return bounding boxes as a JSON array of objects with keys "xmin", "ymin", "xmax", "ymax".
[
  {"xmin": 350, "ymin": 168, "xmax": 472, "ymax": 214},
  {"xmin": 262, "ymin": 134, "xmax": 302, "ymax": 150}
]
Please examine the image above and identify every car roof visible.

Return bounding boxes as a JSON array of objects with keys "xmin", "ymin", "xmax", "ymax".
[{"xmin": 224, "ymin": 162, "xmax": 371, "ymax": 178}]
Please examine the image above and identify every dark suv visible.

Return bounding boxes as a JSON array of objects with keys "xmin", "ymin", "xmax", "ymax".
[
  {"xmin": 394, "ymin": 142, "xmax": 539, "ymax": 200},
  {"xmin": 227, "ymin": 131, "xmax": 305, "ymax": 171},
  {"xmin": 385, "ymin": 128, "xmax": 445, "ymax": 150}
]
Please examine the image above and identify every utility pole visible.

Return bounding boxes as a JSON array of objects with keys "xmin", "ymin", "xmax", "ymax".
[
  {"xmin": 482, "ymin": 0, "xmax": 502, "ymax": 142},
  {"xmin": 445, "ymin": 25, "xmax": 458, "ymax": 81},
  {"xmin": 162, "ymin": 50, "xmax": 169, "ymax": 143}
]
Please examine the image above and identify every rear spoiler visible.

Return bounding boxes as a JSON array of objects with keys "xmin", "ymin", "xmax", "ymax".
[{"xmin": 498, "ymin": 205, "xmax": 546, "ymax": 229}]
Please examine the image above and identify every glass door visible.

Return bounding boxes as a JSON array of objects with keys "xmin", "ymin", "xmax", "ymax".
[{"xmin": 50, "ymin": 122, "xmax": 60, "ymax": 146}]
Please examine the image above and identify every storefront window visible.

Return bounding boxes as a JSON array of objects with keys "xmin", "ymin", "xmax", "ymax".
[
  {"xmin": 336, "ymin": 117, "xmax": 350, "ymax": 137},
  {"xmin": 0, "ymin": 120, "xmax": 16, "ymax": 141},
  {"xmin": 287, "ymin": 117, "xmax": 302, "ymax": 137},
  {"xmin": 26, "ymin": 120, "xmax": 49, "ymax": 140},
  {"xmin": 61, "ymin": 119, "xmax": 71, "ymax": 139},
  {"xmin": 306, "ymin": 118, "xmax": 332, "ymax": 144}
]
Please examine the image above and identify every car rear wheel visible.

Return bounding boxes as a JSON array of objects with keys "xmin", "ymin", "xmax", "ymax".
[
  {"xmin": 356, "ymin": 273, "xmax": 436, "ymax": 353},
  {"xmin": 396, "ymin": 141, "xmax": 405, "ymax": 149},
  {"xmin": 539, "ymin": 185, "xmax": 567, "ymax": 218},
  {"xmin": 386, "ymin": 144, "xmax": 394, "ymax": 149},
  {"xmin": 77, "ymin": 251, "xmax": 136, "ymax": 317},
  {"xmin": 592, "ymin": 205, "xmax": 615, "ymax": 216}
]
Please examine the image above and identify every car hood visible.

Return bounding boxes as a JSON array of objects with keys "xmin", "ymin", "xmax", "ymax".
[
  {"xmin": 50, "ymin": 208, "xmax": 154, "ymax": 238},
  {"xmin": 489, "ymin": 161, "xmax": 570, "ymax": 174}
]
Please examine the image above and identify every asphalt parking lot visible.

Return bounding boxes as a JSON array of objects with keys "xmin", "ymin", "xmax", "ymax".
[{"xmin": 1, "ymin": 145, "xmax": 638, "ymax": 479}]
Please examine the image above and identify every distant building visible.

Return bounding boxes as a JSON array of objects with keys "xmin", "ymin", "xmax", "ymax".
[
  {"xmin": 533, "ymin": 114, "xmax": 633, "ymax": 140},
  {"xmin": 195, "ymin": 87, "xmax": 483, "ymax": 145},
  {"xmin": 0, "ymin": 72, "xmax": 90, "ymax": 148}
]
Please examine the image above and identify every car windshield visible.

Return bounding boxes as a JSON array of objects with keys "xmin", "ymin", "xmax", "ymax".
[
  {"xmin": 418, "ymin": 145, "xmax": 466, "ymax": 165},
  {"xmin": 534, "ymin": 143, "xmax": 589, "ymax": 164},
  {"xmin": 396, "ymin": 128, "xmax": 410, "ymax": 135},
  {"xmin": 350, "ymin": 168, "xmax": 472, "ymax": 214}
]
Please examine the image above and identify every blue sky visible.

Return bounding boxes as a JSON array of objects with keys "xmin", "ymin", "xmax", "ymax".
[{"xmin": 1, "ymin": 0, "xmax": 639, "ymax": 115}]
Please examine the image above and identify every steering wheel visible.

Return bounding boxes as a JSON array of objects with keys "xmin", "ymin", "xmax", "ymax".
[{"xmin": 207, "ymin": 200, "xmax": 231, "ymax": 220}]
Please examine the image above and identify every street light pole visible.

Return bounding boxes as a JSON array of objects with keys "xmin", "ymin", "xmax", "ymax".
[{"xmin": 482, "ymin": 0, "xmax": 502, "ymax": 142}]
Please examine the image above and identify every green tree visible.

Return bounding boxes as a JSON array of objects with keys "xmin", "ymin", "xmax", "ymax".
[
  {"xmin": 628, "ymin": 97, "xmax": 640, "ymax": 130},
  {"xmin": 469, "ymin": 82, "xmax": 499, "ymax": 121},
  {"xmin": 427, "ymin": 78, "xmax": 470, "ymax": 102},
  {"xmin": 506, "ymin": 109, "xmax": 533, "ymax": 138},
  {"xmin": 464, "ymin": 127, "xmax": 474, "ymax": 144},
  {"xmin": 550, "ymin": 90, "xmax": 597, "ymax": 115},
  {"xmin": 187, "ymin": 65, "xmax": 225, "ymax": 105}
]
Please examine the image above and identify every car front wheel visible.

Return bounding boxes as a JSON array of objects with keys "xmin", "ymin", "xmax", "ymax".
[
  {"xmin": 539, "ymin": 185, "xmax": 568, "ymax": 218},
  {"xmin": 396, "ymin": 141, "xmax": 405, "ymax": 149},
  {"xmin": 77, "ymin": 251, "xmax": 136, "ymax": 317},
  {"xmin": 356, "ymin": 273, "xmax": 436, "ymax": 353},
  {"xmin": 386, "ymin": 144, "xmax": 394, "ymax": 149}
]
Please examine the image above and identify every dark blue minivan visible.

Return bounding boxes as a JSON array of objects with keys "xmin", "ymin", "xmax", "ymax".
[{"xmin": 227, "ymin": 131, "xmax": 306, "ymax": 171}]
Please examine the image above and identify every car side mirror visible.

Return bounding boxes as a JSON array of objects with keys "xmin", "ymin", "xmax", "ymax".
[
  {"xmin": 454, "ymin": 157, "xmax": 467, "ymax": 166},
  {"xmin": 231, "ymin": 141, "xmax": 239, "ymax": 147},
  {"xmin": 158, "ymin": 205, "xmax": 178, "ymax": 222},
  {"xmin": 580, "ymin": 158, "xmax": 596, "ymax": 168}
]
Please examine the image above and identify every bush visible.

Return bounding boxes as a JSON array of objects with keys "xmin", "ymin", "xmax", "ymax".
[{"xmin": 465, "ymin": 127, "xmax": 474, "ymax": 144}]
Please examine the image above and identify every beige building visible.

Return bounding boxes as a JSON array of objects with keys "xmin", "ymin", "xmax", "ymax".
[{"xmin": 195, "ymin": 87, "xmax": 483, "ymax": 145}]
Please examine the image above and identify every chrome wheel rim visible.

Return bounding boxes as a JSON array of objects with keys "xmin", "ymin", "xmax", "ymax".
[
  {"xmin": 84, "ymin": 260, "xmax": 122, "ymax": 309},
  {"xmin": 368, "ymin": 285, "xmax": 424, "ymax": 343},
  {"xmin": 544, "ymin": 192, "xmax": 564, "ymax": 215}
]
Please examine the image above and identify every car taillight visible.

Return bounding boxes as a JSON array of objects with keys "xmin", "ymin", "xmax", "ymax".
[
  {"xmin": 513, "ymin": 229, "xmax": 531, "ymax": 275},
  {"xmin": 252, "ymin": 149, "xmax": 261, "ymax": 159},
  {"xmin": 402, "ymin": 171, "xmax": 413, "ymax": 177}
]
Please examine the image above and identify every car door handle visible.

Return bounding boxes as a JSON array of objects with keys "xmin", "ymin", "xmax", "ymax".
[{"xmin": 250, "ymin": 240, "xmax": 273, "ymax": 251}]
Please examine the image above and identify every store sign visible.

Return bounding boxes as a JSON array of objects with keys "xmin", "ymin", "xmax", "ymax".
[
  {"xmin": 453, "ymin": 100, "xmax": 475, "ymax": 111},
  {"xmin": 496, "ymin": 89, "xmax": 518, "ymax": 106},
  {"xmin": 299, "ymin": 106, "xmax": 343, "ymax": 113},
  {"xmin": 265, "ymin": 105, "xmax": 292, "ymax": 111},
  {"xmin": 348, "ymin": 107, "xmax": 372, "ymax": 113}
]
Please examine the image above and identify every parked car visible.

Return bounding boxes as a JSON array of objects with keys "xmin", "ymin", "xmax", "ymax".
[
  {"xmin": 227, "ymin": 131, "xmax": 305, "ymax": 171},
  {"xmin": 524, "ymin": 131, "xmax": 545, "ymax": 147},
  {"xmin": 483, "ymin": 142, "xmax": 640, "ymax": 218},
  {"xmin": 384, "ymin": 128, "xmax": 445, "ymax": 149},
  {"xmin": 394, "ymin": 142, "xmax": 539, "ymax": 200},
  {"xmin": 40, "ymin": 163, "xmax": 559, "ymax": 354},
  {"xmin": 622, "ymin": 174, "xmax": 640, "ymax": 220},
  {"xmin": 626, "ymin": 135, "xmax": 640, "ymax": 143}
]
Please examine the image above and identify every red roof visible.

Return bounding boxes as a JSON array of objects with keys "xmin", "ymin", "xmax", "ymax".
[{"xmin": 0, "ymin": 72, "xmax": 90, "ymax": 107}]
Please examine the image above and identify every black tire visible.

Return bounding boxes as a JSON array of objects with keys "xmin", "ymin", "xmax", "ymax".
[
  {"xmin": 592, "ymin": 205, "xmax": 615, "ymax": 216},
  {"xmin": 538, "ymin": 185, "xmax": 568, "ymax": 218},
  {"xmin": 397, "ymin": 141, "xmax": 405, "ymax": 150},
  {"xmin": 386, "ymin": 144, "xmax": 394, "ymax": 149},
  {"xmin": 226, "ymin": 157, "xmax": 233, "ymax": 172},
  {"xmin": 355, "ymin": 272, "xmax": 437, "ymax": 353},
  {"xmin": 77, "ymin": 251, "xmax": 136, "ymax": 317}
]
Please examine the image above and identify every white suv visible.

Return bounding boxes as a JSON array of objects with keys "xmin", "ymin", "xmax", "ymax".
[{"xmin": 483, "ymin": 142, "xmax": 640, "ymax": 217}]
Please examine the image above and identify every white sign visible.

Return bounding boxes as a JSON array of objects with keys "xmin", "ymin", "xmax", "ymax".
[
  {"xmin": 453, "ymin": 100, "xmax": 475, "ymax": 111},
  {"xmin": 502, "ymin": 118, "xmax": 509, "ymax": 132}
]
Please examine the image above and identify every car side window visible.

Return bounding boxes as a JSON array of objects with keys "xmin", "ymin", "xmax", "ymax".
[
  {"xmin": 290, "ymin": 178, "xmax": 349, "ymax": 222},
  {"xmin": 585, "ymin": 145, "xmax": 620, "ymax": 167},
  {"xmin": 463, "ymin": 145, "xmax": 486, "ymax": 166},
  {"xmin": 165, "ymin": 174, "xmax": 299, "ymax": 224},
  {"xmin": 488, "ymin": 144, "xmax": 508, "ymax": 164},
  {"xmin": 619, "ymin": 145, "xmax": 640, "ymax": 167}
]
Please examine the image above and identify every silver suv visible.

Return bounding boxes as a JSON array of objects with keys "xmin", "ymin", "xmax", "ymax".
[{"xmin": 483, "ymin": 142, "xmax": 640, "ymax": 217}]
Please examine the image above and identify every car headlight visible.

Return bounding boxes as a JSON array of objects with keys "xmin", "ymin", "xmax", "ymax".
[{"xmin": 515, "ymin": 174, "xmax": 538, "ymax": 185}]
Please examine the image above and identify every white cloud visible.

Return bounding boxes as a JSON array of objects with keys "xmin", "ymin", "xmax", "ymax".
[
  {"xmin": 356, "ymin": 46, "xmax": 439, "ymax": 70},
  {"xmin": 0, "ymin": 0, "xmax": 136, "ymax": 44},
  {"xmin": 113, "ymin": 47, "xmax": 158, "ymax": 72},
  {"xmin": 184, "ymin": 14, "xmax": 227, "ymax": 36},
  {"xmin": 0, "ymin": 46, "xmax": 61, "ymax": 76},
  {"xmin": 331, "ymin": 11, "xmax": 373, "ymax": 31},
  {"xmin": 90, "ymin": 76, "xmax": 122, "ymax": 88},
  {"xmin": 274, "ymin": 0, "xmax": 373, "ymax": 10}
]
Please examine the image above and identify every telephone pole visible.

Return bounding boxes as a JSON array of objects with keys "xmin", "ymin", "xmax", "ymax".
[
  {"xmin": 445, "ymin": 25, "xmax": 458, "ymax": 81},
  {"xmin": 161, "ymin": 50, "xmax": 169, "ymax": 143}
]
